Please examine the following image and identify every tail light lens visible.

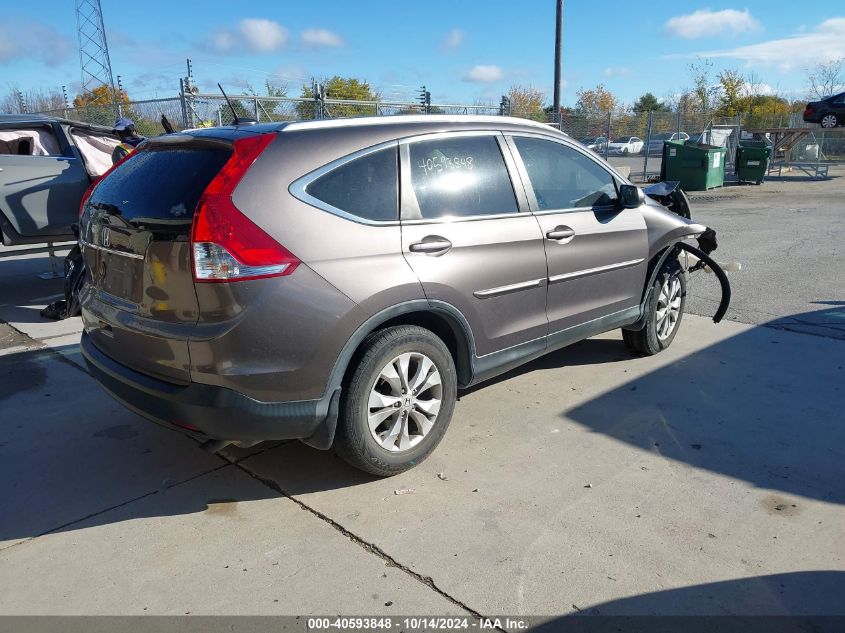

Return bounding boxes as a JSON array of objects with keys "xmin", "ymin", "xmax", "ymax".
[
  {"xmin": 804, "ymin": 105, "xmax": 814, "ymax": 116},
  {"xmin": 79, "ymin": 150, "xmax": 138, "ymax": 218},
  {"xmin": 191, "ymin": 133, "xmax": 300, "ymax": 282}
]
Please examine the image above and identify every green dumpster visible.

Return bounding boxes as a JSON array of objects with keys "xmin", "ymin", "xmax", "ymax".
[
  {"xmin": 661, "ymin": 140, "xmax": 727, "ymax": 191},
  {"xmin": 736, "ymin": 141, "xmax": 772, "ymax": 184}
]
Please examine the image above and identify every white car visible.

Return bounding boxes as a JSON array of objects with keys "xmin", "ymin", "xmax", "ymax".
[
  {"xmin": 647, "ymin": 131, "xmax": 690, "ymax": 155},
  {"xmin": 608, "ymin": 136, "xmax": 644, "ymax": 155}
]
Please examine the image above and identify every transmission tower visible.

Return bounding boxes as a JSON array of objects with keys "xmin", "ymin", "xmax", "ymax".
[{"xmin": 75, "ymin": 0, "xmax": 117, "ymax": 108}]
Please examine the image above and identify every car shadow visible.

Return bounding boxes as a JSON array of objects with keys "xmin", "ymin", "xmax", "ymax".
[
  {"xmin": 0, "ymin": 306, "xmax": 842, "ymax": 544},
  {"xmin": 528, "ymin": 572, "xmax": 845, "ymax": 624},
  {"xmin": 564, "ymin": 304, "xmax": 845, "ymax": 505}
]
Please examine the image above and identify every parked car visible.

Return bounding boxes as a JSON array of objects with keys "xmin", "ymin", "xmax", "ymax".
[
  {"xmin": 803, "ymin": 92, "xmax": 845, "ymax": 128},
  {"xmin": 578, "ymin": 136, "xmax": 608, "ymax": 153},
  {"xmin": 646, "ymin": 131, "xmax": 690, "ymax": 156},
  {"xmin": 80, "ymin": 116, "xmax": 714, "ymax": 476},
  {"xmin": 608, "ymin": 136, "xmax": 644, "ymax": 155},
  {"xmin": 0, "ymin": 115, "xmax": 120, "ymax": 246}
]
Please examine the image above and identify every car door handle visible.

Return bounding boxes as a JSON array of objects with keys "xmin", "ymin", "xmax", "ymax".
[
  {"xmin": 546, "ymin": 226, "xmax": 575, "ymax": 241},
  {"xmin": 409, "ymin": 237, "xmax": 452, "ymax": 255}
]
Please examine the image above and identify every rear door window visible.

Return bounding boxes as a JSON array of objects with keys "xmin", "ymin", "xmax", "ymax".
[
  {"xmin": 306, "ymin": 146, "xmax": 398, "ymax": 221},
  {"xmin": 407, "ymin": 134, "xmax": 518, "ymax": 219},
  {"xmin": 89, "ymin": 146, "xmax": 231, "ymax": 225}
]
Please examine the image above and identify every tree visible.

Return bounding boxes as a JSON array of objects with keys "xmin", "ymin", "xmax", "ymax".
[
  {"xmin": 298, "ymin": 76, "xmax": 380, "ymax": 119},
  {"xmin": 632, "ymin": 92, "xmax": 669, "ymax": 113},
  {"xmin": 73, "ymin": 84, "xmax": 129, "ymax": 109},
  {"xmin": 807, "ymin": 58, "xmax": 844, "ymax": 99},
  {"xmin": 507, "ymin": 84, "xmax": 546, "ymax": 122},
  {"xmin": 1, "ymin": 84, "xmax": 66, "ymax": 114},
  {"xmin": 574, "ymin": 83, "xmax": 619, "ymax": 118},
  {"xmin": 246, "ymin": 81, "xmax": 289, "ymax": 121},
  {"xmin": 687, "ymin": 58, "xmax": 719, "ymax": 112},
  {"xmin": 716, "ymin": 68, "xmax": 745, "ymax": 116}
]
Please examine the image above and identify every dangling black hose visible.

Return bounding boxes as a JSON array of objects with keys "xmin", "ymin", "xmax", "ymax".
[{"xmin": 676, "ymin": 242, "xmax": 732, "ymax": 323}]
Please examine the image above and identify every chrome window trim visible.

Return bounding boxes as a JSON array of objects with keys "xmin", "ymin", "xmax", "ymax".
[
  {"xmin": 473, "ymin": 277, "xmax": 547, "ymax": 299},
  {"xmin": 288, "ymin": 140, "xmax": 401, "ymax": 226},
  {"xmin": 80, "ymin": 239, "xmax": 145, "ymax": 260},
  {"xmin": 548, "ymin": 258, "xmax": 644, "ymax": 284},
  {"xmin": 402, "ymin": 212, "xmax": 525, "ymax": 226},
  {"xmin": 400, "ymin": 130, "xmax": 522, "ymax": 222}
]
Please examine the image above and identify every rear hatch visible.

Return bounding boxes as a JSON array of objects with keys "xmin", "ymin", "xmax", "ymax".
[{"xmin": 80, "ymin": 136, "xmax": 233, "ymax": 383}]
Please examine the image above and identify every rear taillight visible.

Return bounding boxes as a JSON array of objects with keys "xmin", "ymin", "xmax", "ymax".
[
  {"xmin": 191, "ymin": 134, "xmax": 299, "ymax": 283},
  {"xmin": 79, "ymin": 150, "xmax": 138, "ymax": 218},
  {"xmin": 804, "ymin": 105, "xmax": 814, "ymax": 116}
]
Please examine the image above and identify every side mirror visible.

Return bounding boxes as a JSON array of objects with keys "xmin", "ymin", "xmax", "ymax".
[{"xmin": 619, "ymin": 184, "xmax": 645, "ymax": 209}]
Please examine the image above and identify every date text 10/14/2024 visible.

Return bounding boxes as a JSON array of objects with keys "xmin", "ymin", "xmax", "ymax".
[{"xmin": 307, "ymin": 617, "xmax": 529, "ymax": 631}]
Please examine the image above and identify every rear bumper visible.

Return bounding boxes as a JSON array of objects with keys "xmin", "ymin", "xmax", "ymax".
[{"xmin": 81, "ymin": 331, "xmax": 336, "ymax": 443}]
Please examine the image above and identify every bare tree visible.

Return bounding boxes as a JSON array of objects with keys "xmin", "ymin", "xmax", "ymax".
[
  {"xmin": 1, "ymin": 84, "xmax": 67, "ymax": 114},
  {"xmin": 687, "ymin": 58, "xmax": 720, "ymax": 113},
  {"xmin": 807, "ymin": 58, "xmax": 844, "ymax": 99}
]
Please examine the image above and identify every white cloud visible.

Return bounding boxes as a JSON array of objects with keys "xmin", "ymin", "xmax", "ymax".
[
  {"xmin": 443, "ymin": 29, "xmax": 464, "ymax": 51},
  {"xmin": 239, "ymin": 18, "xmax": 289, "ymax": 53},
  {"xmin": 301, "ymin": 28, "xmax": 344, "ymax": 48},
  {"xmin": 0, "ymin": 19, "xmax": 73, "ymax": 66},
  {"xmin": 463, "ymin": 65, "xmax": 504, "ymax": 83},
  {"xmin": 743, "ymin": 81, "xmax": 775, "ymax": 95},
  {"xmin": 665, "ymin": 9, "xmax": 761, "ymax": 39},
  {"xmin": 210, "ymin": 30, "xmax": 235, "ymax": 53},
  {"xmin": 696, "ymin": 18, "xmax": 845, "ymax": 68},
  {"xmin": 603, "ymin": 67, "xmax": 630, "ymax": 78}
]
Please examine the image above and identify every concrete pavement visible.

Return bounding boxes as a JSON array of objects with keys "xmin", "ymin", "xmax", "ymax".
[{"xmin": 1, "ymin": 176, "xmax": 844, "ymax": 617}]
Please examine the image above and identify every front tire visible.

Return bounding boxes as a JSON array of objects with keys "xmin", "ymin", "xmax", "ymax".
[
  {"xmin": 623, "ymin": 259, "xmax": 686, "ymax": 356},
  {"xmin": 334, "ymin": 325, "xmax": 457, "ymax": 476}
]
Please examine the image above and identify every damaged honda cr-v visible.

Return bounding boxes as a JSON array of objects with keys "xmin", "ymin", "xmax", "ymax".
[{"xmin": 79, "ymin": 115, "xmax": 729, "ymax": 476}]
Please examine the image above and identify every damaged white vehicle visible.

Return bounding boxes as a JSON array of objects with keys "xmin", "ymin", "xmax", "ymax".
[{"xmin": 0, "ymin": 115, "xmax": 120, "ymax": 246}]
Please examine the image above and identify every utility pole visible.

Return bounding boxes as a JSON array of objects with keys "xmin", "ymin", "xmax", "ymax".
[
  {"xmin": 62, "ymin": 85, "xmax": 70, "ymax": 119},
  {"xmin": 418, "ymin": 85, "xmax": 431, "ymax": 114},
  {"xmin": 553, "ymin": 0, "xmax": 564, "ymax": 125}
]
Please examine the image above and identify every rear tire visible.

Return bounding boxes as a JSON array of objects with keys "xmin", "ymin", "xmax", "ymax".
[
  {"xmin": 334, "ymin": 325, "xmax": 457, "ymax": 477},
  {"xmin": 820, "ymin": 114, "xmax": 838, "ymax": 129},
  {"xmin": 623, "ymin": 259, "xmax": 686, "ymax": 356}
]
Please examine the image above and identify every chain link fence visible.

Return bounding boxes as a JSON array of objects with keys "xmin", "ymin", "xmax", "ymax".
[
  {"xmin": 38, "ymin": 97, "xmax": 185, "ymax": 136},
  {"xmin": 36, "ymin": 91, "xmax": 843, "ymax": 177}
]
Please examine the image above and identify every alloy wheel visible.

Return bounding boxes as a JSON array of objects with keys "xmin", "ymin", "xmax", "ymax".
[
  {"xmin": 821, "ymin": 114, "xmax": 837, "ymax": 128},
  {"xmin": 656, "ymin": 276, "xmax": 682, "ymax": 341},
  {"xmin": 367, "ymin": 352, "xmax": 442, "ymax": 452}
]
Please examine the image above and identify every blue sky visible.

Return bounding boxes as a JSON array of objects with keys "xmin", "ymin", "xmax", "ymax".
[{"xmin": 1, "ymin": 1, "xmax": 843, "ymax": 106}]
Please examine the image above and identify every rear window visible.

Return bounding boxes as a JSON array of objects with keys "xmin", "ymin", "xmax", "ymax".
[
  {"xmin": 306, "ymin": 146, "xmax": 398, "ymax": 222},
  {"xmin": 90, "ymin": 147, "xmax": 231, "ymax": 224}
]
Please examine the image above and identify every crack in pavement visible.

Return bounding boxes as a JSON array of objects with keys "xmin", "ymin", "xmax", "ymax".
[{"xmin": 227, "ymin": 454, "xmax": 501, "ymax": 627}]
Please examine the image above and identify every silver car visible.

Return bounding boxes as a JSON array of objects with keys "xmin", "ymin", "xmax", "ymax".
[
  {"xmin": 79, "ymin": 115, "xmax": 720, "ymax": 476},
  {"xmin": 0, "ymin": 115, "xmax": 118, "ymax": 246}
]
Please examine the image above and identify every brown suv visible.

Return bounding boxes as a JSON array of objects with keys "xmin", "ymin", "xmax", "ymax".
[{"xmin": 79, "ymin": 116, "xmax": 711, "ymax": 476}]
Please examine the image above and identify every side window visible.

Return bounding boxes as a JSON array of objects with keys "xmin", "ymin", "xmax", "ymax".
[
  {"xmin": 0, "ymin": 126, "xmax": 62, "ymax": 156},
  {"xmin": 306, "ymin": 146, "xmax": 398, "ymax": 222},
  {"xmin": 408, "ymin": 135, "xmax": 518, "ymax": 219},
  {"xmin": 512, "ymin": 137, "xmax": 619, "ymax": 210}
]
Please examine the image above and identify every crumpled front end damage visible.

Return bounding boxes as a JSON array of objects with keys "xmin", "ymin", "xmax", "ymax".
[{"xmin": 640, "ymin": 181, "xmax": 732, "ymax": 324}]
